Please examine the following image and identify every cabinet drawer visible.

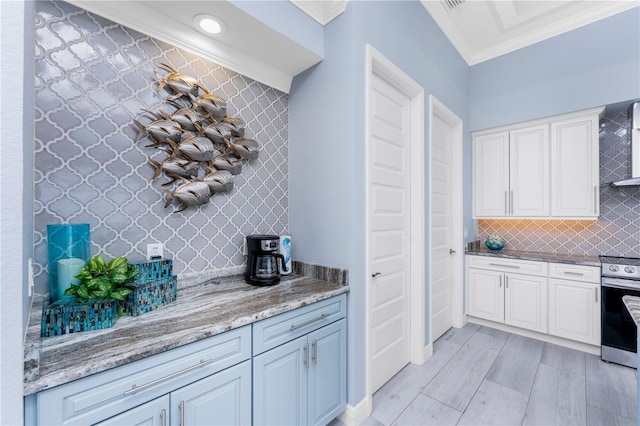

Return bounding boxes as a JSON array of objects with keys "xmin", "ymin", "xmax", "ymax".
[
  {"xmin": 36, "ymin": 325, "xmax": 251, "ymax": 425},
  {"xmin": 467, "ymin": 255, "xmax": 548, "ymax": 276},
  {"xmin": 549, "ymin": 262, "xmax": 600, "ymax": 283},
  {"xmin": 253, "ymin": 294, "xmax": 347, "ymax": 355}
]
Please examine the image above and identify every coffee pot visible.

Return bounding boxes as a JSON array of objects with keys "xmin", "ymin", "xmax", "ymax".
[{"xmin": 245, "ymin": 235, "xmax": 288, "ymax": 285}]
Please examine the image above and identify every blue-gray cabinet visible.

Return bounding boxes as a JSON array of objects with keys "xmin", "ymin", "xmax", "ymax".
[
  {"xmin": 26, "ymin": 294, "xmax": 347, "ymax": 425},
  {"xmin": 252, "ymin": 295, "xmax": 347, "ymax": 426}
]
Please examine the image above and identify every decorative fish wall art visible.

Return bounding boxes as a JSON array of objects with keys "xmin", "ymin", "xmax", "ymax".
[{"xmin": 134, "ymin": 63, "xmax": 260, "ymax": 213}]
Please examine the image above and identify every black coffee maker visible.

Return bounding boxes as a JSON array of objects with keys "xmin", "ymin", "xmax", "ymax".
[{"xmin": 245, "ymin": 235, "xmax": 288, "ymax": 286}]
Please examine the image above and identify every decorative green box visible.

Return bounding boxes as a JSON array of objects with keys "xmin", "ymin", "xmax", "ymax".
[
  {"xmin": 130, "ymin": 258, "xmax": 173, "ymax": 283},
  {"xmin": 124, "ymin": 275, "xmax": 177, "ymax": 316},
  {"xmin": 41, "ymin": 298, "xmax": 118, "ymax": 337}
]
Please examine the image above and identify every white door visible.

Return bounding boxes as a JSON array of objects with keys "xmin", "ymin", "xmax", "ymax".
[
  {"xmin": 430, "ymin": 113, "xmax": 454, "ymax": 341},
  {"xmin": 504, "ymin": 273, "xmax": 548, "ymax": 333},
  {"xmin": 467, "ymin": 268, "xmax": 504, "ymax": 323},
  {"xmin": 368, "ymin": 72, "xmax": 411, "ymax": 393}
]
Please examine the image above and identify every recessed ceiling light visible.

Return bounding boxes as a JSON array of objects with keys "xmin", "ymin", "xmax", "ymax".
[{"xmin": 194, "ymin": 14, "xmax": 225, "ymax": 35}]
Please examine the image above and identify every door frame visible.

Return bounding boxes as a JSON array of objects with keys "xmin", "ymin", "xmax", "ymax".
[
  {"xmin": 428, "ymin": 95, "xmax": 464, "ymax": 342},
  {"xmin": 364, "ymin": 45, "xmax": 425, "ymax": 403}
]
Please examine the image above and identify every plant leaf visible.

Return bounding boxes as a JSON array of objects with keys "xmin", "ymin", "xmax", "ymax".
[
  {"xmin": 77, "ymin": 286, "xmax": 90, "ymax": 299},
  {"xmin": 108, "ymin": 257, "xmax": 127, "ymax": 271}
]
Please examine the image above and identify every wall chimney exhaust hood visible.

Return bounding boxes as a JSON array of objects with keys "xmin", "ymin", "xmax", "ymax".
[{"xmin": 610, "ymin": 102, "xmax": 640, "ymax": 187}]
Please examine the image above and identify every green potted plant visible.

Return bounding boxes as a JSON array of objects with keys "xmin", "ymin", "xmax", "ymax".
[{"xmin": 64, "ymin": 255, "xmax": 137, "ymax": 304}]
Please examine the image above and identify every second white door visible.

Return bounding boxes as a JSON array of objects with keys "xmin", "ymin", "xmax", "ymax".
[{"xmin": 369, "ymin": 72, "xmax": 412, "ymax": 393}]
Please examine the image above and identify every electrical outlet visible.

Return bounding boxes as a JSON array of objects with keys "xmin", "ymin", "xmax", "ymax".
[{"xmin": 147, "ymin": 243, "xmax": 164, "ymax": 260}]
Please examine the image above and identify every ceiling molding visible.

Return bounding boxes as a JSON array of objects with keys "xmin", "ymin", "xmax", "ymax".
[
  {"xmin": 422, "ymin": 1, "xmax": 640, "ymax": 66},
  {"xmin": 67, "ymin": 0, "xmax": 322, "ymax": 93},
  {"xmin": 290, "ymin": 0, "xmax": 348, "ymax": 25}
]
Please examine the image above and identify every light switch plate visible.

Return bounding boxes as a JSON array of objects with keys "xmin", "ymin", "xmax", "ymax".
[{"xmin": 147, "ymin": 243, "xmax": 163, "ymax": 260}]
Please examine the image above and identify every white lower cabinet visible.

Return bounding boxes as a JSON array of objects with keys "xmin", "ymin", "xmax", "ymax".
[
  {"xmin": 28, "ymin": 294, "xmax": 348, "ymax": 426},
  {"xmin": 467, "ymin": 255, "xmax": 601, "ymax": 347},
  {"xmin": 548, "ymin": 263, "xmax": 601, "ymax": 346},
  {"xmin": 467, "ymin": 266, "xmax": 547, "ymax": 333}
]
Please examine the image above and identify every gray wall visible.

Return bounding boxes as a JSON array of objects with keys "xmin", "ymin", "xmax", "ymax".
[{"xmin": 33, "ymin": 1, "xmax": 289, "ymax": 295}]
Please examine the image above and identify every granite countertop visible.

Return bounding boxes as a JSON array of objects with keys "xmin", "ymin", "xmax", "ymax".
[
  {"xmin": 24, "ymin": 264, "xmax": 349, "ymax": 395},
  {"xmin": 623, "ymin": 295, "xmax": 640, "ymax": 328},
  {"xmin": 466, "ymin": 247, "xmax": 601, "ymax": 267}
]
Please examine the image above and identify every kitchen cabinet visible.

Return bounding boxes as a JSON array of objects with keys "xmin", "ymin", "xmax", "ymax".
[
  {"xmin": 467, "ymin": 256, "xmax": 548, "ymax": 333},
  {"xmin": 252, "ymin": 295, "xmax": 347, "ymax": 426},
  {"xmin": 548, "ymin": 263, "xmax": 601, "ymax": 346},
  {"xmin": 473, "ymin": 125, "xmax": 549, "ymax": 218},
  {"xmin": 550, "ymin": 114, "xmax": 600, "ymax": 217},
  {"xmin": 472, "ymin": 106, "xmax": 603, "ymax": 219},
  {"xmin": 32, "ymin": 326, "xmax": 252, "ymax": 425}
]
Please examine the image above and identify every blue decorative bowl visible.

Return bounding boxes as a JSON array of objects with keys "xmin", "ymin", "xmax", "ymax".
[{"xmin": 485, "ymin": 235, "xmax": 505, "ymax": 250}]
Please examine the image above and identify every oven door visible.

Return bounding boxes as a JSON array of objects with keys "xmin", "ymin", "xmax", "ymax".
[{"xmin": 601, "ymin": 277, "xmax": 640, "ymax": 354}]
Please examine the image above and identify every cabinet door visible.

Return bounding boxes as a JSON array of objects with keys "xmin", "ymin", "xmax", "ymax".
[
  {"xmin": 253, "ymin": 336, "xmax": 308, "ymax": 426},
  {"xmin": 473, "ymin": 132, "xmax": 509, "ymax": 217},
  {"xmin": 95, "ymin": 395, "xmax": 170, "ymax": 426},
  {"xmin": 505, "ymin": 273, "xmax": 548, "ymax": 333},
  {"xmin": 308, "ymin": 320, "xmax": 347, "ymax": 426},
  {"xmin": 510, "ymin": 125, "xmax": 549, "ymax": 217},
  {"xmin": 467, "ymin": 268, "xmax": 504, "ymax": 322},
  {"xmin": 550, "ymin": 115, "xmax": 599, "ymax": 218},
  {"xmin": 171, "ymin": 360, "xmax": 251, "ymax": 426},
  {"xmin": 548, "ymin": 278, "xmax": 600, "ymax": 345}
]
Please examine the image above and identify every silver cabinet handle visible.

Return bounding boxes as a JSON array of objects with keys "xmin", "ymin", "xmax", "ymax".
[
  {"xmin": 372, "ymin": 272, "xmax": 381, "ymax": 278},
  {"xmin": 179, "ymin": 401, "xmax": 185, "ymax": 426},
  {"xmin": 303, "ymin": 343, "xmax": 309, "ymax": 369},
  {"xmin": 594, "ymin": 186, "xmax": 597, "ymax": 215},
  {"xmin": 290, "ymin": 313, "xmax": 330, "ymax": 330},
  {"xmin": 595, "ymin": 288, "xmax": 598, "ymax": 303},
  {"xmin": 499, "ymin": 276, "xmax": 502, "ymax": 288},
  {"xmin": 510, "ymin": 190, "xmax": 514, "ymax": 215},
  {"xmin": 311, "ymin": 340, "xmax": 318, "ymax": 365},
  {"xmin": 161, "ymin": 409, "xmax": 167, "ymax": 426},
  {"xmin": 124, "ymin": 359, "xmax": 214, "ymax": 395},
  {"xmin": 506, "ymin": 275, "xmax": 509, "ymax": 289},
  {"xmin": 489, "ymin": 263, "xmax": 520, "ymax": 269},
  {"xmin": 505, "ymin": 191, "xmax": 508, "ymax": 215},
  {"xmin": 563, "ymin": 271, "xmax": 584, "ymax": 276}
]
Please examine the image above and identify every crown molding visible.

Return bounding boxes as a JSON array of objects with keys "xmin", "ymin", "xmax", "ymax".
[{"xmin": 290, "ymin": 0, "xmax": 348, "ymax": 25}]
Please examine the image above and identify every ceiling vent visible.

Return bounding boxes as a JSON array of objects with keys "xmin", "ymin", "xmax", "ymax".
[{"xmin": 441, "ymin": 0, "xmax": 466, "ymax": 11}]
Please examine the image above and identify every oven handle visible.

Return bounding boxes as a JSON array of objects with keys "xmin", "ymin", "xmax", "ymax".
[{"xmin": 601, "ymin": 277, "xmax": 640, "ymax": 291}]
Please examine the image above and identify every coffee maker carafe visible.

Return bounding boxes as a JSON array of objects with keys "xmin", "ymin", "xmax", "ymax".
[{"xmin": 245, "ymin": 235, "xmax": 288, "ymax": 286}]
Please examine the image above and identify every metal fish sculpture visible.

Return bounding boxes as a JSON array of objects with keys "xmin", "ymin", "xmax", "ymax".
[
  {"xmin": 133, "ymin": 118, "xmax": 183, "ymax": 145},
  {"xmin": 222, "ymin": 116, "xmax": 245, "ymax": 137},
  {"xmin": 143, "ymin": 102, "xmax": 202, "ymax": 133},
  {"xmin": 190, "ymin": 91, "xmax": 227, "ymax": 121},
  {"xmin": 227, "ymin": 137, "xmax": 259, "ymax": 160},
  {"xmin": 156, "ymin": 63, "xmax": 200, "ymax": 101},
  {"xmin": 163, "ymin": 179, "xmax": 211, "ymax": 213},
  {"xmin": 149, "ymin": 156, "xmax": 199, "ymax": 181},
  {"xmin": 203, "ymin": 169, "xmax": 234, "ymax": 193},
  {"xmin": 213, "ymin": 156, "xmax": 243, "ymax": 175},
  {"xmin": 201, "ymin": 122, "xmax": 232, "ymax": 145},
  {"xmin": 169, "ymin": 135, "xmax": 221, "ymax": 163}
]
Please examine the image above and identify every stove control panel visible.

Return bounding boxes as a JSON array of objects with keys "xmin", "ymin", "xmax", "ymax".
[{"xmin": 601, "ymin": 256, "xmax": 640, "ymax": 280}]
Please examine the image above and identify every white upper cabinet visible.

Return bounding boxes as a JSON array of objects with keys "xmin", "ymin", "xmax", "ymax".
[
  {"xmin": 472, "ymin": 107, "xmax": 604, "ymax": 219},
  {"xmin": 550, "ymin": 114, "xmax": 600, "ymax": 218}
]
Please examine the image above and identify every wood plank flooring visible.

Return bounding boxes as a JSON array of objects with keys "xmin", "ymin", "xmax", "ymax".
[{"xmin": 332, "ymin": 323, "xmax": 638, "ymax": 425}]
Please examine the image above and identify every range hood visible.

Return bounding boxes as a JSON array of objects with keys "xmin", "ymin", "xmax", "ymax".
[{"xmin": 610, "ymin": 102, "xmax": 640, "ymax": 187}]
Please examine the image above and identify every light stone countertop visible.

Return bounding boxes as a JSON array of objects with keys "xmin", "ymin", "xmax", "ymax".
[
  {"xmin": 623, "ymin": 295, "xmax": 640, "ymax": 328},
  {"xmin": 466, "ymin": 247, "xmax": 601, "ymax": 267},
  {"xmin": 24, "ymin": 263, "xmax": 349, "ymax": 395}
]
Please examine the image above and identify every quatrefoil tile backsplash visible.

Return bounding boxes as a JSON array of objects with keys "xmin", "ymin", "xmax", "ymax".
[
  {"xmin": 478, "ymin": 107, "xmax": 640, "ymax": 257},
  {"xmin": 33, "ymin": 1, "xmax": 288, "ymax": 294}
]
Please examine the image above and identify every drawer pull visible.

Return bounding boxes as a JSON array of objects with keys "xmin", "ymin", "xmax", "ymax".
[
  {"xmin": 290, "ymin": 313, "xmax": 330, "ymax": 330},
  {"xmin": 124, "ymin": 359, "xmax": 214, "ymax": 395},
  {"xmin": 489, "ymin": 263, "xmax": 520, "ymax": 269},
  {"xmin": 563, "ymin": 271, "xmax": 584, "ymax": 276}
]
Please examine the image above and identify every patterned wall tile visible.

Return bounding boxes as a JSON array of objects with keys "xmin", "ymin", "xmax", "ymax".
[
  {"xmin": 34, "ymin": 1, "xmax": 288, "ymax": 294},
  {"xmin": 478, "ymin": 103, "xmax": 640, "ymax": 257}
]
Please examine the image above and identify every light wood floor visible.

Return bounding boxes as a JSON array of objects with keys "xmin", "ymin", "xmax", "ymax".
[{"xmin": 339, "ymin": 322, "xmax": 638, "ymax": 425}]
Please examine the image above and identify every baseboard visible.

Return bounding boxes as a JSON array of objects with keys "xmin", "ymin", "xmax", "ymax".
[
  {"xmin": 338, "ymin": 396, "xmax": 371, "ymax": 426},
  {"xmin": 423, "ymin": 342, "xmax": 433, "ymax": 362},
  {"xmin": 468, "ymin": 316, "xmax": 601, "ymax": 355}
]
